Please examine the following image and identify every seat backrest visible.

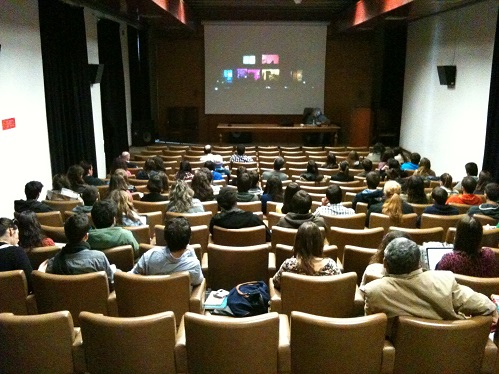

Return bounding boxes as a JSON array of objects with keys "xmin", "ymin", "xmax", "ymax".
[
  {"xmin": 27, "ymin": 246, "xmax": 60, "ymax": 270},
  {"xmin": 275, "ymin": 244, "xmax": 338, "ymax": 271},
  {"xmin": 290, "ymin": 311, "xmax": 388, "ymax": 374},
  {"xmin": 0, "ymin": 310, "xmax": 76, "ymax": 374},
  {"xmin": 212, "ymin": 225, "xmax": 266, "ymax": 246},
  {"xmin": 280, "ymin": 272, "xmax": 357, "ymax": 317},
  {"xmin": 449, "ymin": 202, "xmax": 475, "ymax": 214},
  {"xmin": 474, "ymin": 213, "xmax": 499, "ymax": 226},
  {"xmin": 236, "ymin": 201, "xmax": 262, "ymax": 213},
  {"xmin": 388, "ymin": 226, "xmax": 444, "ymax": 245},
  {"xmin": 80, "ymin": 310, "xmax": 176, "ymax": 374},
  {"xmin": 42, "ymin": 200, "xmax": 82, "ymax": 213},
  {"xmin": 267, "ymin": 212, "xmax": 285, "ymax": 229},
  {"xmin": 323, "ymin": 213, "xmax": 366, "ymax": 230},
  {"xmin": 343, "ymin": 245, "xmax": 378, "ymax": 285},
  {"xmin": 184, "ymin": 311, "xmax": 279, "ymax": 374},
  {"xmin": 453, "ymin": 273, "xmax": 499, "ymax": 296},
  {"xmin": 327, "ymin": 227, "xmax": 384, "ymax": 263},
  {"xmin": 392, "ymin": 315, "xmax": 492, "ymax": 374},
  {"xmin": 355, "ymin": 202, "xmax": 368, "ymax": 214},
  {"xmin": 200, "ymin": 200, "xmax": 218, "ymax": 216},
  {"xmin": 407, "ymin": 203, "xmax": 432, "ymax": 216},
  {"xmin": 206, "ymin": 243, "xmax": 270, "ymax": 290},
  {"xmin": 40, "ymin": 225, "xmax": 68, "ymax": 243},
  {"xmin": 420, "ymin": 213, "xmax": 465, "ymax": 233},
  {"xmin": 272, "ymin": 226, "xmax": 325, "ymax": 253},
  {"xmin": 369, "ymin": 213, "xmax": 418, "ymax": 232},
  {"xmin": 101, "ymin": 245, "xmax": 134, "ymax": 272},
  {"xmin": 132, "ymin": 200, "xmax": 169, "ymax": 220},
  {"xmin": 123, "ymin": 225, "xmax": 151, "ymax": 245},
  {"xmin": 165, "ymin": 211, "xmax": 212, "ymax": 227},
  {"xmin": 114, "ymin": 271, "xmax": 190, "ymax": 324},
  {"xmin": 0, "ymin": 270, "xmax": 29, "ymax": 315},
  {"xmin": 35, "ymin": 211, "xmax": 64, "ymax": 227},
  {"xmin": 31, "ymin": 270, "xmax": 110, "ymax": 326}
]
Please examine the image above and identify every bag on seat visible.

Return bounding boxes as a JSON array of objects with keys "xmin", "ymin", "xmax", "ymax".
[{"xmin": 226, "ymin": 281, "xmax": 270, "ymax": 317}]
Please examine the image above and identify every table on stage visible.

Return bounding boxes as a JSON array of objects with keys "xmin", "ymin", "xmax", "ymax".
[{"xmin": 217, "ymin": 123, "xmax": 340, "ymax": 146}]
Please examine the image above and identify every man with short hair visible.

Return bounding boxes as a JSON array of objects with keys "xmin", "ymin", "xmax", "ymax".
[
  {"xmin": 422, "ymin": 187, "xmax": 459, "ymax": 216},
  {"xmin": 131, "ymin": 217, "xmax": 204, "ymax": 286},
  {"xmin": 203, "ymin": 160, "xmax": 224, "ymax": 181},
  {"xmin": 229, "ymin": 144, "xmax": 254, "ymax": 166},
  {"xmin": 87, "ymin": 200, "xmax": 139, "ymax": 257},
  {"xmin": 357, "ymin": 158, "xmax": 373, "ymax": 178},
  {"xmin": 315, "ymin": 185, "xmax": 355, "ymax": 216},
  {"xmin": 400, "ymin": 152, "xmax": 421, "ymax": 171},
  {"xmin": 200, "ymin": 145, "xmax": 228, "ymax": 176},
  {"xmin": 277, "ymin": 190, "xmax": 326, "ymax": 229},
  {"xmin": 80, "ymin": 160, "xmax": 106, "ymax": 186},
  {"xmin": 446, "ymin": 176, "xmax": 482, "ymax": 205},
  {"xmin": 352, "ymin": 171, "xmax": 383, "ymax": 209},
  {"xmin": 363, "ymin": 237, "xmax": 496, "ymax": 325},
  {"xmin": 73, "ymin": 186, "xmax": 99, "ymax": 213},
  {"xmin": 467, "ymin": 182, "xmax": 499, "ymax": 220},
  {"xmin": 262, "ymin": 156, "xmax": 288, "ymax": 181},
  {"xmin": 14, "ymin": 181, "xmax": 53, "ymax": 213},
  {"xmin": 454, "ymin": 162, "xmax": 479, "ymax": 192},
  {"xmin": 236, "ymin": 173, "xmax": 259, "ymax": 202},
  {"xmin": 210, "ymin": 187, "xmax": 270, "ymax": 241}
]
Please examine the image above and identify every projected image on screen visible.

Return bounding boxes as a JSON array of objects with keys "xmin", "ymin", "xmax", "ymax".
[{"xmin": 205, "ymin": 22, "xmax": 327, "ymax": 114}]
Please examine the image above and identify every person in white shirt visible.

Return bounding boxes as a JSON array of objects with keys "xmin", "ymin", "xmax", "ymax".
[{"xmin": 315, "ymin": 185, "xmax": 355, "ymax": 217}]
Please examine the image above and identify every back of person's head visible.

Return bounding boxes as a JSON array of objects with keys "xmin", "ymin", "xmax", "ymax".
[
  {"xmin": 236, "ymin": 166, "xmax": 247, "ymax": 178},
  {"xmin": 204, "ymin": 145, "xmax": 212, "ymax": 154},
  {"xmin": 461, "ymin": 176, "xmax": 478, "ymax": 194},
  {"xmin": 409, "ymin": 152, "xmax": 421, "ymax": 164},
  {"xmin": 282, "ymin": 182, "xmax": 301, "ymax": 214},
  {"xmin": 235, "ymin": 173, "xmax": 250, "ymax": 193},
  {"xmin": 143, "ymin": 158, "xmax": 157, "ymax": 172},
  {"xmin": 91, "ymin": 200, "xmax": 117, "ymax": 229},
  {"xmin": 179, "ymin": 160, "xmax": 192, "ymax": 172},
  {"xmin": 168, "ymin": 180, "xmax": 193, "ymax": 211},
  {"xmin": 199, "ymin": 167, "xmax": 213, "ymax": 183},
  {"xmin": 217, "ymin": 187, "xmax": 237, "ymax": 210},
  {"xmin": 384, "ymin": 237, "xmax": 420, "ymax": 274},
  {"xmin": 366, "ymin": 171, "xmax": 380, "ymax": 189},
  {"xmin": 248, "ymin": 170, "xmax": 259, "ymax": 188},
  {"xmin": 293, "ymin": 222, "xmax": 324, "ymax": 274},
  {"xmin": 476, "ymin": 170, "xmax": 492, "ymax": 192},
  {"xmin": 380, "ymin": 150, "xmax": 394, "ymax": 163},
  {"xmin": 362, "ymin": 158, "xmax": 373, "ymax": 172},
  {"xmin": 110, "ymin": 157, "xmax": 128, "ymax": 174},
  {"xmin": 418, "ymin": 157, "xmax": 431, "ymax": 170},
  {"xmin": 387, "ymin": 158, "xmax": 400, "ymax": 170},
  {"xmin": 147, "ymin": 174, "xmax": 163, "ymax": 194},
  {"xmin": 274, "ymin": 156, "xmax": 285, "ymax": 171},
  {"xmin": 164, "ymin": 217, "xmax": 191, "ymax": 252},
  {"xmin": 393, "ymin": 147, "xmax": 402, "ymax": 156},
  {"xmin": 25, "ymin": 181, "xmax": 43, "ymax": 200},
  {"xmin": 306, "ymin": 160, "xmax": 319, "ymax": 175},
  {"xmin": 465, "ymin": 162, "xmax": 479, "ymax": 177},
  {"xmin": 52, "ymin": 174, "xmax": 71, "ymax": 191},
  {"xmin": 108, "ymin": 174, "xmax": 128, "ymax": 193},
  {"xmin": 79, "ymin": 160, "xmax": 92, "ymax": 175},
  {"xmin": 204, "ymin": 160, "xmax": 215, "ymax": 171},
  {"xmin": 15, "ymin": 210, "xmax": 43, "ymax": 248},
  {"xmin": 326, "ymin": 185, "xmax": 342, "ymax": 204},
  {"xmin": 0, "ymin": 218, "xmax": 17, "ymax": 242},
  {"xmin": 236, "ymin": 144, "xmax": 245, "ymax": 155},
  {"xmin": 152, "ymin": 156, "xmax": 165, "ymax": 171},
  {"xmin": 326, "ymin": 152, "xmax": 337, "ymax": 166},
  {"xmin": 405, "ymin": 175, "xmax": 427, "ymax": 204},
  {"xmin": 485, "ymin": 182, "xmax": 499, "ymax": 201},
  {"xmin": 339, "ymin": 161, "xmax": 349, "ymax": 174},
  {"xmin": 454, "ymin": 215, "xmax": 483, "ymax": 256},
  {"xmin": 370, "ymin": 230, "xmax": 413, "ymax": 264},
  {"xmin": 372, "ymin": 142, "xmax": 385, "ymax": 155},
  {"xmin": 157, "ymin": 171, "xmax": 169, "ymax": 193},
  {"xmin": 81, "ymin": 186, "xmax": 99, "ymax": 206},
  {"xmin": 440, "ymin": 173, "xmax": 453, "ymax": 189},
  {"xmin": 67, "ymin": 165, "xmax": 85, "ymax": 187},
  {"xmin": 290, "ymin": 190, "xmax": 312, "ymax": 214},
  {"xmin": 431, "ymin": 187, "xmax": 448, "ymax": 205},
  {"xmin": 264, "ymin": 176, "xmax": 283, "ymax": 198},
  {"xmin": 382, "ymin": 181, "xmax": 403, "ymax": 223},
  {"xmin": 64, "ymin": 213, "xmax": 90, "ymax": 244},
  {"xmin": 347, "ymin": 150, "xmax": 359, "ymax": 162}
]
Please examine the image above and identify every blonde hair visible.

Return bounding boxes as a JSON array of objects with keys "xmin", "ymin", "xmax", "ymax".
[
  {"xmin": 108, "ymin": 189, "xmax": 137, "ymax": 225},
  {"xmin": 381, "ymin": 181, "xmax": 403, "ymax": 224},
  {"xmin": 168, "ymin": 180, "xmax": 194, "ymax": 213}
]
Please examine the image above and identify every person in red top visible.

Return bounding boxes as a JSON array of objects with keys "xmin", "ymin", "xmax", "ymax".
[{"xmin": 446, "ymin": 176, "xmax": 483, "ymax": 206}]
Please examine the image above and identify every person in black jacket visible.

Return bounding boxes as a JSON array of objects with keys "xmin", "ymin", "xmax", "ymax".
[{"xmin": 14, "ymin": 181, "xmax": 53, "ymax": 213}]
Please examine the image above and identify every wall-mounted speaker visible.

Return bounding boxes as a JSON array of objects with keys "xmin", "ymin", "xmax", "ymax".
[
  {"xmin": 88, "ymin": 64, "xmax": 104, "ymax": 84},
  {"xmin": 437, "ymin": 65, "xmax": 456, "ymax": 87},
  {"xmin": 132, "ymin": 120, "xmax": 155, "ymax": 146}
]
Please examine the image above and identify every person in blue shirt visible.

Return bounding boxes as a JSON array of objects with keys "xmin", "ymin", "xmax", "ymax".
[{"xmin": 401, "ymin": 152, "xmax": 421, "ymax": 171}]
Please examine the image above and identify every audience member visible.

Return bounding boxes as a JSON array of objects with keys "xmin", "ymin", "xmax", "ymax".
[
  {"xmin": 248, "ymin": 170, "xmax": 263, "ymax": 196},
  {"xmin": 346, "ymin": 150, "xmax": 362, "ymax": 169},
  {"xmin": 400, "ymin": 152, "xmax": 421, "ymax": 171},
  {"xmin": 15, "ymin": 210, "xmax": 55, "ymax": 249},
  {"xmin": 402, "ymin": 175, "xmax": 429, "ymax": 204},
  {"xmin": 357, "ymin": 158, "xmax": 373, "ymax": 178},
  {"xmin": 277, "ymin": 190, "xmax": 326, "ymax": 229},
  {"xmin": 167, "ymin": 180, "xmax": 204, "ymax": 213},
  {"xmin": 454, "ymin": 162, "xmax": 479, "ymax": 192},
  {"xmin": 46, "ymin": 213, "xmax": 114, "ymax": 285},
  {"xmin": 377, "ymin": 150, "xmax": 394, "ymax": 171},
  {"xmin": 383, "ymin": 158, "xmax": 406, "ymax": 183},
  {"xmin": 446, "ymin": 176, "xmax": 482, "ymax": 205},
  {"xmin": 315, "ymin": 185, "xmax": 355, "ymax": 216},
  {"xmin": 261, "ymin": 176, "xmax": 284, "ymax": 214},
  {"xmin": 321, "ymin": 152, "xmax": 338, "ymax": 169},
  {"xmin": 87, "ymin": 200, "xmax": 139, "ymax": 257},
  {"xmin": 236, "ymin": 173, "xmax": 259, "ymax": 202},
  {"xmin": 203, "ymin": 160, "xmax": 224, "ymax": 181},
  {"xmin": 72, "ymin": 185, "xmax": 98, "ymax": 213},
  {"xmin": 120, "ymin": 151, "xmax": 138, "ymax": 168},
  {"xmin": 191, "ymin": 170, "xmax": 215, "ymax": 202},
  {"xmin": 392, "ymin": 146, "xmax": 407, "ymax": 164},
  {"xmin": 15, "ymin": 181, "xmax": 53, "ymax": 213},
  {"xmin": 366, "ymin": 142, "xmax": 385, "ymax": 162},
  {"xmin": 136, "ymin": 158, "xmax": 158, "ymax": 180},
  {"xmin": 440, "ymin": 172, "xmax": 458, "ymax": 196},
  {"xmin": 110, "ymin": 157, "xmax": 131, "ymax": 177},
  {"xmin": 436, "ymin": 215, "xmax": 499, "ymax": 277},
  {"xmin": 107, "ymin": 174, "xmax": 133, "ymax": 201},
  {"xmin": 272, "ymin": 222, "xmax": 340, "ymax": 290},
  {"xmin": 108, "ymin": 189, "xmax": 144, "ymax": 226},
  {"xmin": 176, "ymin": 160, "xmax": 194, "ymax": 181},
  {"xmin": 422, "ymin": 187, "xmax": 459, "ymax": 216},
  {"xmin": 262, "ymin": 156, "xmax": 288, "ymax": 181},
  {"xmin": 80, "ymin": 160, "xmax": 106, "ymax": 186},
  {"xmin": 200, "ymin": 145, "xmax": 228, "ymax": 175},
  {"xmin": 210, "ymin": 187, "xmax": 270, "ymax": 241},
  {"xmin": 474, "ymin": 170, "xmax": 493, "ymax": 195},
  {"xmin": 113, "ymin": 168, "xmax": 137, "ymax": 193},
  {"xmin": 66, "ymin": 164, "xmax": 88, "ymax": 194},
  {"xmin": 414, "ymin": 157, "xmax": 436, "ymax": 180},
  {"xmin": 131, "ymin": 217, "xmax": 204, "ymax": 285},
  {"xmin": 367, "ymin": 180, "xmax": 414, "ymax": 226},
  {"xmin": 141, "ymin": 174, "xmax": 169, "ymax": 202},
  {"xmin": 300, "ymin": 160, "xmax": 324, "ymax": 182},
  {"xmin": 229, "ymin": 166, "xmax": 247, "ymax": 187},
  {"xmin": 467, "ymin": 182, "xmax": 499, "ymax": 220},
  {"xmin": 331, "ymin": 161, "xmax": 354, "ymax": 182},
  {"xmin": 352, "ymin": 171, "xmax": 383, "ymax": 209},
  {"xmin": 229, "ymin": 144, "xmax": 254, "ymax": 166},
  {"xmin": 281, "ymin": 183, "xmax": 301, "ymax": 214},
  {"xmin": 46, "ymin": 174, "xmax": 72, "ymax": 201}
]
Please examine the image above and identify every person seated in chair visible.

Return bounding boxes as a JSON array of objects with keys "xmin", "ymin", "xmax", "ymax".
[
  {"xmin": 315, "ymin": 185, "xmax": 355, "ymax": 217},
  {"xmin": 130, "ymin": 217, "xmax": 204, "ymax": 286},
  {"xmin": 236, "ymin": 173, "xmax": 259, "ymax": 202},
  {"xmin": 352, "ymin": 171, "xmax": 383, "ymax": 210},
  {"xmin": 200, "ymin": 144, "xmax": 229, "ymax": 176},
  {"xmin": 14, "ymin": 181, "xmax": 53, "ymax": 213},
  {"xmin": 262, "ymin": 156, "xmax": 288, "ymax": 181},
  {"xmin": 229, "ymin": 144, "xmax": 254, "ymax": 167},
  {"xmin": 400, "ymin": 152, "xmax": 421, "ymax": 171},
  {"xmin": 422, "ymin": 187, "xmax": 459, "ymax": 216},
  {"xmin": 141, "ymin": 174, "xmax": 169, "ymax": 202},
  {"xmin": 446, "ymin": 176, "xmax": 482, "ymax": 206},
  {"xmin": 467, "ymin": 182, "xmax": 499, "ymax": 220},
  {"xmin": 277, "ymin": 190, "xmax": 326, "ymax": 230},
  {"xmin": 80, "ymin": 160, "xmax": 106, "ymax": 186},
  {"xmin": 120, "ymin": 151, "xmax": 138, "ymax": 169},
  {"xmin": 87, "ymin": 200, "xmax": 139, "ymax": 258},
  {"xmin": 304, "ymin": 107, "xmax": 330, "ymax": 145},
  {"xmin": 73, "ymin": 186, "xmax": 99, "ymax": 213},
  {"xmin": 210, "ymin": 187, "xmax": 270, "ymax": 242}
]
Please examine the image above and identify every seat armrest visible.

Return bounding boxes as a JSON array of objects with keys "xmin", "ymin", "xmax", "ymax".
[
  {"xmin": 107, "ymin": 291, "xmax": 118, "ymax": 316},
  {"xmin": 72, "ymin": 327, "xmax": 86, "ymax": 374},
  {"xmin": 481, "ymin": 338, "xmax": 498, "ymax": 374},
  {"xmin": 201, "ymin": 253, "xmax": 208, "ymax": 276},
  {"xmin": 353, "ymin": 285, "xmax": 365, "ymax": 317},
  {"xmin": 381, "ymin": 340, "xmax": 395, "ymax": 374},
  {"xmin": 190, "ymin": 279, "xmax": 206, "ymax": 314},
  {"xmin": 278, "ymin": 314, "xmax": 291, "ymax": 374},
  {"xmin": 26, "ymin": 294, "xmax": 38, "ymax": 315},
  {"xmin": 268, "ymin": 252, "xmax": 277, "ymax": 278},
  {"xmin": 175, "ymin": 316, "xmax": 187, "ymax": 374},
  {"xmin": 269, "ymin": 278, "xmax": 282, "ymax": 313}
]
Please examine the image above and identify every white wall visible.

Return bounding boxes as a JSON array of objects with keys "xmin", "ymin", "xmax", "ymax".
[
  {"xmin": 400, "ymin": 1, "xmax": 498, "ymax": 180},
  {"xmin": 0, "ymin": 0, "xmax": 53, "ymax": 217}
]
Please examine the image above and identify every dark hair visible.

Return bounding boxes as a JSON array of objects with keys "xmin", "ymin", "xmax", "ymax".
[
  {"xmin": 25, "ymin": 181, "xmax": 43, "ymax": 200},
  {"xmin": 81, "ymin": 186, "xmax": 99, "ymax": 206},
  {"xmin": 147, "ymin": 174, "xmax": 163, "ymax": 194},
  {"xmin": 274, "ymin": 157, "xmax": 285, "ymax": 171},
  {"xmin": 454, "ymin": 215, "xmax": 483, "ymax": 257},
  {"xmin": 164, "ymin": 217, "xmax": 191, "ymax": 252},
  {"xmin": 217, "ymin": 187, "xmax": 237, "ymax": 210},
  {"xmin": 158, "ymin": 171, "xmax": 169, "ymax": 193},
  {"xmin": 152, "ymin": 156, "xmax": 165, "ymax": 172},
  {"xmin": 380, "ymin": 150, "xmax": 395, "ymax": 163},
  {"xmin": 80, "ymin": 160, "xmax": 93, "ymax": 176},
  {"xmin": 475, "ymin": 170, "xmax": 492, "ymax": 193},
  {"xmin": 293, "ymin": 222, "xmax": 324, "ymax": 274},
  {"xmin": 16, "ymin": 210, "xmax": 46, "ymax": 249},
  {"xmin": 362, "ymin": 158, "xmax": 373, "ymax": 172},
  {"xmin": 323, "ymin": 152, "xmax": 337, "ymax": 169},
  {"xmin": 204, "ymin": 145, "xmax": 212, "ymax": 154},
  {"xmin": 366, "ymin": 171, "xmax": 380, "ymax": 189},
  {"xmin": 431, "ymin": 187, "xmax": 448, "ymax": 205},
  {"xmin": 339, "ymin": 161, "xmax": 350, "ymax": 176},
  {"xmin": 236, "ymin": 144, "xmax": 246, "ymax": 155},
  {"xmin": 248, "ymin": 170, "xmax": 259, "ymax": 189},
  {"xmin": 91, "ymin": 200, "xmax": 117, "ymax": 228},
  {"xmin": 405, "ymin": 175, "xmax": 428, "ymax": 204},
  {"xmin": 64, "ymin": 213, "xmax": 90, "ymax": 243},
  {"xmin": 409, "ymin": 152, "xmax": 421, "ymax": 164},
  {"xmin": 204, "ymin": 160, "xmax": 216, "ymax": 171},
  {"xmin": 370, "ymin": 230, "xmax": 412, "ymax": 264},
  {"xmin": 372, "ymin": 142, "xmax": 385, "ymax": 155},
  {"xmin": 191, "ymin": 170, "xmax": 214, "ymax": 202},
  {"xmin": 440, "ymin": 173, "xmax": 453, "ymax": 189},
  {"xmin": 290, "ymin": 190, "xmax": 312, "ymax": 214},
  {"xmin": 346, "ymin": 150, "xmax": 359, "ymax": 168},
  {"xmin": 108, "ymin": 174, "xmax": 128, "ymax": 195},
  {"xmin": 465, "ymin": 162, "xmax": 479, "ymax": 177},
  {"xmin": 306, "ymin": 160, "xmax": 319, "ymax": 175},
  {"xmin": 237, "ymin": 173, "xmax": 251, "ymax": 193},
  {"xmin": 264, "ymin": 176, "xmax": 284, "ymax": 202},
  {"xmin": 282, "ymin": 183, "xmax": 301, "ymax": 214},
  {"xmin": 143, "ymin": 158, "xmax": 157, "ymax": 173},
  {"xmin": 325, "ymin": 185, "xmax": 342, "ymax": 204},
  {"xmin": 387, "ymin": 158, "xmax": 400, "ymax": 170},
  {"xmin": 485, "ymin": 182, "xmax": 499, "ymax": 201},
  {"xmin": 67, "ymin": 165, "xmax": 85, "ymax": 189},
  {"xmin": 176, "ymin": 161, "xmax": 192, "ymax": 181},
  {"xmin": 110, "ymin": 157, "xmax": 128, "ymax": 174},
  {"xmin": 462, "ymin": 176, "xmax": 478, "ymax": 194},
  {"xmin": 393, "ymin": 147, "xmax": 407, "ymax": 162},
  {"xmin": 52, "ymin": 174, "xmax": 71, "ymax": 191}
]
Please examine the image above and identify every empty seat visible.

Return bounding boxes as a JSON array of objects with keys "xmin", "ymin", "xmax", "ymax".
[{"xmin": 212, "ymin": 225, "xmax": 267, "ymax": 246}]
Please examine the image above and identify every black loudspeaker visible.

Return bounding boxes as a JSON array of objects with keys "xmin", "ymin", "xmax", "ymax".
[
  {"xmin": 437, "ymin": 65, "xmax": 456, "ymax": 87},
  {"xmin": 132, "ymin": 120, "xmax": 155, "ymax": 146},
  {"xmin": 88, "ymin": 64, "xmax": 104, "ymax": 84}
]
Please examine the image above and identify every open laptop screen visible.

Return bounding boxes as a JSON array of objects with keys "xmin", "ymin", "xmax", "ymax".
[{"xmin": 426, "ymin": 247, "xmax": 454, "ymax": 270}]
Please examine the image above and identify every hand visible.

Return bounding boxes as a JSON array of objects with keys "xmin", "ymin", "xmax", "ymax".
[{"xmin": 321, "ymin": 197, "xmax": 328, "ymax": 206}]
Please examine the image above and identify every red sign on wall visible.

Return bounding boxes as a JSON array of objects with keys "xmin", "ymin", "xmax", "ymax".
[{"xmin": 2, "ymin": 118, "xmax": 16, "ymax": 130}]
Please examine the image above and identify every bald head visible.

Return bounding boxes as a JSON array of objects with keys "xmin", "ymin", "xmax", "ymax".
[{"xmin": 121, "ymin": 152, "xmax": 130, "ymax": 162}]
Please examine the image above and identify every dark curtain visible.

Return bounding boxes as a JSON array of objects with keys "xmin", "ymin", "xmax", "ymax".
[
  {"xmin": 39, "ymin": 0, "xmax": 97, "ymax": 175},
  {"xmin": 483, "ymin": 12, "xmax": 499, "ymax": 183},
  {"xmin": 97, "ymin": 19, "xmax": 128, "ymax": 171}
]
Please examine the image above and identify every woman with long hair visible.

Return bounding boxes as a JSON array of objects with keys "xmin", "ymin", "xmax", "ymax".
[
  {"xmin": 440, "ymin": 172, "xmax": 458, "ymax": 195},
  {"xmin": 321, "ymin": 152, "xmax": 338, "ymax": 169},
  {"xmin": 346, "ymin": 150, "xmax": 361, "ymax": 169},
  {"xmin": 261, "ymin": 175, "xmax": 284, "ymax": 214},
  {"xmin": 136, "ymin": 158, "xmax": 157, "ymax": 180},
  {"xmin": 300, "ymin": 160, "xmax": 323, "ymax": 182},
  {"xmin": 414, "ymin": 157, "xmax": 436, "ymax": 179},
  {"xmin": 367, "ymin": 180, "xmax": 414, "ymax": 226},
  {"xmin": 272, "ymin": 222, "xmax": 341, "ymax": 289},
  {"xmin": 107, "ymin": 173, "xmax": 133, "ymax": 201},
  {"xmin": 436, "ymin": 215, "xmax": 498, "ymax": 277},
  {"xmin": 474, "ymin": 170, "xmax": 492, "ymax": 195},
  {"xmin": 403, "ymin": 175, "xmax": 429, "ymax": 204},
  {"xmin": 141, "ymin": 173, "xmax": 169, "ymax": 202},
  {"xmin": 167, "ymin": 180, "xmax": 204, "ymax": 213},
  {"xmin": 281, "ymin": 182, "xmax": 301, "ymax": 214},
  {"xmin": 176, "ymin": 160, "xmax": 194, "ymax": 181},
  {"xmin": 191, "ymin": 170, "xmax": 215, "ymax": 202},
  {"xmin": 67, "ymin": 164, "xmax": 87, "ymax": 194},
  {"xmin": 331, "ymin": 161, "xmax": 354, "ymax": 182},
  {"xmin": 107, "ymin": 189, "xmax": 143, "ymax": 226},
  {"xmin": 15, "ymin": 210, "xmax": 55, "ymax": 250}
]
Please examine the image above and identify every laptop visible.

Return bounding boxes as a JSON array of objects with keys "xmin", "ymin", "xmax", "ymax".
[{"xmin": 422, "ymin": 246, "xmax": 454, "ymax": 270}]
